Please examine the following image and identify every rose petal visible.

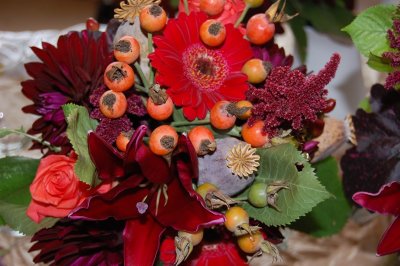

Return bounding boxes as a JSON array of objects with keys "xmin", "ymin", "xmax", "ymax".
[
  {"xmin": 353, "ymin": 182, "xmax": 400, "ymax": 215},
  {"xmin": 377, "ymin": 216, "xmax": 400, "ymax": 256},
  {"xmin": 88, "ymin": 132, "xmax": 125, "ymax": 180},
  {"xmin": 123, "ymin": 216, "xmax": 166, "ymax": 266}
]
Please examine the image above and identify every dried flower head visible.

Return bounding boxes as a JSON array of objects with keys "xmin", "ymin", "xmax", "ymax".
[
  {"xmin": 226, "ymin": 143, "xmax": 260, "ymax": 178},
  {"xmin": 383, "ymin": 18, "xmax": 400, "ymax": 89},
  {"xmin": 114, "ymin": 0, "xmax": 161, "ymax": 23},
  {"xmin": 247, "ymin": 53, "xmax": 340, "ymax": 136}
]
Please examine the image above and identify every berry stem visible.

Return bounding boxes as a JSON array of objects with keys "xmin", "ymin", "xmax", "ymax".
[
  {"xmin": 232, "ymin": 196, "xmax": 248, "ymax": 201},
  {"xmin": 171, "ymin": 119, "xmax": 210, "ymax": 127},
  {"xmin": 183, "ymin": 0, "xmax": 189, "ymax": 15},
  {"xmin": 134, "ymin": 62, "xmax": 150, "ymax": 93},
  {"xmin": 234, "ymin": 4, "xmax": 250, "ymax": 28},
  {"xmin": 147, "ymin": 32, "xmax": 155, "ymax": 85},
  {"xmin": 135, "ymin": 84, "xmax": 147, "ymax": 93}
]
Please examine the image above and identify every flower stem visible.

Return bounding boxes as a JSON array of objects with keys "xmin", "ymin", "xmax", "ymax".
[
  {"xmin": 1, "ymin": 128, "xmax": 61, "ymax": 152},
  {"xmin": 234, "ymin": 4, "xmax": 250, "ymax": 28},
  {"xmin": 183, "ymin": 0, "xmax": 189, "ymax": 15},
  {"xmin": 171, "ymin": 119, "xmax": 210, "ymax": 127},
  {"xmin": 147, "ymin": 32, "xmax": 155, "ymax": 84},
  {"xmin": 135, "ymin": 84, "xmax": 147, "ymax": 93},
  {"xmin": 232, "ymin": 196, "xmax": 248, "ymax": 201},
  {"xmin": 134, "ymin": 62, "xmax": 150, "ymax": 93}
]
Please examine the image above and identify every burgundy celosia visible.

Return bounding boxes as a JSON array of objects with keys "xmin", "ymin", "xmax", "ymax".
[
  {"xmin": 383, "ymin": 19, "xmax": 400, "ymax": 89},
  {"xmin": 246, "ymin": 53, "xmax": 340, "ymax": 136}
]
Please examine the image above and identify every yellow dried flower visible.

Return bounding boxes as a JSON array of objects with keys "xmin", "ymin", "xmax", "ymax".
[
  {"xmin": 114, "ymin": 0, "xmax": 161, "ymax": 23},
  {"xmin": 226, "ymin": 143, "xmax": 260, "ymax": 178}
]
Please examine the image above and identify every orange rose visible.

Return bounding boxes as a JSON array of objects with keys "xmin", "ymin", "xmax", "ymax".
[{"xmin": 26, "ymin": 155, "xmax": 90, "ymax": 223}]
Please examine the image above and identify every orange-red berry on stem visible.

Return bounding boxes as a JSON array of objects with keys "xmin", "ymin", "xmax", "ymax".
[
  {"xmin": 114, "ymin": 36, "xmax": 140, "ymax": 64},
  {"xmin": 116, "ymin": 130, "xmax": 134, "ymax": 152},
  {"xmin": 199, "ymin": 0, "xmax": 225, "ymax": 16},
  {"xmin": 210, "ymin": 101, "xmax": 236, "ymax": 130},
  {"xmin": 149, "ymin": 125, "xmax": 178, "ymax": 156},
  {"xmin": 246, "ymin": 13, "xmax": 275, "ymax": 45},
  {"xmin": 146, "ymin": 97, "xmax": 174, "ymax": 121},
  {"xmin": 241, "ymin": 120, "xmax": 269, "ymax": 147},
  {"xmin": 104, "ymin": 62, "xmax": 135, "ymax": 92},
  {"xmin": 188, "ymin": 126, "xmax": 216, "ymax": 156},
  {"xmin": 242, "ymin": 59, "xmax": 270, "ymax": 84},
  {"xmin": 200, "ymin": 20, "xmax": 226, "ymax": 47},
  {"xmin": 139, "ymin": 4, "xmax": 167, "ymax": 33},
  {"xmin": 99, "ymin": 90, "xmax": 127, "ymax": 119}
]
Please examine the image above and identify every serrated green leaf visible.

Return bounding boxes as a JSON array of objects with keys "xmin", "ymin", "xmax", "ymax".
[
  {"xmin": 0, "ymin": 156, "xmax": 57, "ymax": 235},
  {"xmin": 289, "ymin": 157, "xmax": 352, "ymax": 237},
  {"xmin": 342, "ymin": 4, "xmax": 396, "ymax": 57},
  {"xmin": 62, "ymin": 104, "xmax": 98, "ymax": 185},
  {"xmin": 367, "ymin": 53, "xmax": 393, "ymax": 72},
  {"xmin": 240, "ymin": 144, "xmax": 330, "ymax": 226}
]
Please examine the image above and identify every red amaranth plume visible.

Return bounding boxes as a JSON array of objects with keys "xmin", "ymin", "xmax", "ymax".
[
  {"xmin": 246, "ymin": 53, "xmax": 340, "ymax": 136},
  {"xmin": 383, "ymin": 19, "xmax": 400, "ymax": 89}
]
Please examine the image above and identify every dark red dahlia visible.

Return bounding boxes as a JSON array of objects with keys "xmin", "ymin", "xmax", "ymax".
[
  {"xmin": 30, "ymin": 218, "xmax": 124, "ymax": 266},
  {"xmin": 246, "ymin": 53, "xmax": 340, "ymax": 136},
  {"xmin": 21, "ymin": 30, "xmax": 113, "ymax": 154},
  {"xmin": 149, "ymin": 12, "xmax": 253, "ymax": 120},
  {"xmin": 252, "ymin": 43, "xmax": 293, "ymax": 68}
]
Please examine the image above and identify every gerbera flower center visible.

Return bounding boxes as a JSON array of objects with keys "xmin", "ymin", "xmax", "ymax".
[{"xmin": 182, "ymin": 44, "xmax": 229, "ymax": 91}]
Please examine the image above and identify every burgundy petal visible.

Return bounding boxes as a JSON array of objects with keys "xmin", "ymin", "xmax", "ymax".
[
  {"xmin": 150, "ymin": 176, "xmax": 225, "ymax": 232},
  {"xmin": 123, "ymin": 216, "xmax": 166, "ymax": 266},
  {"xmin": 353, "ymin": 182, "xmax": 400, "ymax": 215},
  {"xmin": 88, "ymin": 132, "xmax": 125, "ymax": 180},
  {"xmin": 377, "ymin": 216, "xmax": 400, "ymax": 256},
  {"xmin": 70, "ymin": 176, "xmax": 145, "ymax": 221},
  {"xmin": 125, "ymin": 125, "xmax": 172, "ymax": 184}
]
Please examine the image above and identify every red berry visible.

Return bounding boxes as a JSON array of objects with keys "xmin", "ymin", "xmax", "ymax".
[
  {"xmin": 86, "ymin": 17, "xmax": 100, "ymax": 31},
  {"xmin": 246, "ymin": 14, "xmax": 275, "ymax": 45}
]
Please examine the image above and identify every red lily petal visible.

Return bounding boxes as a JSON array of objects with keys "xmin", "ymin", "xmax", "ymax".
[
  {"xmin": 123, "ymin": 216, "xmax": 166, "ymax": 266},
  {"xmin": 124, "ymin": 125, "xmax": 172, "ymax": 184},
  {"xmin": 70, "ymin": 176, "xmax": 145, "ymax": 221},
  {"xmin": 88, "ymin": 132, "xmax": 125, "ymax": 180},
  {"xmin": 377, "ymin": 216, "xmax": 400, "ymax": 256},
  {"xmin": 353, "ymin": 182, "xmax": 400, "ymax": 216},
  {"xmin": 150, "ymin": 176, "xmax": 225, "ymax": 232}
]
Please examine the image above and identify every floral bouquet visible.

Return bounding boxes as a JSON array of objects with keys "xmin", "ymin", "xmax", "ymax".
[{"xmin": 0, "ymin": 0, "xmax": 354, "ymax": 265}]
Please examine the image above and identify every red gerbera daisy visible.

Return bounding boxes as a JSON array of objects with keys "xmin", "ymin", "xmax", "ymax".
[{"xmin": 149, "ymin": 12, "xmax": 253, "ymax": 120}]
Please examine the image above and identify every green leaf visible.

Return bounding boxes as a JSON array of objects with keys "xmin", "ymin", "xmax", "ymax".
[
  {"xmin": 289, "ymin": 157, "xmax": 352, "ymax": 237},
  {"xmin": 342, "ymin": 4, "xmax": 396, "ymax": 57},
  {"xmin": 0, "ymin": 156, "xmax": 57, "ymax": 235},
  {"xmin": 172, "ymin": 107, "xmax": 187, "ymax": 123},
  {"xmin": 367, "ymin": 53, "xmax": 393, "ymax": 72},
  {"xmin": 62, "ymin": 104, "xmax": 98, "ymax": 185},
  {"xmin": 289, "ymin": 16, "xmax": 308, "ymax": 63},
  {"xmin": 358, "ymin": 97, "xmax": 372, "ymax": 113},
  {"xmin": 241, "ymin": 144, "xmax": 330, "ymax": 226}
]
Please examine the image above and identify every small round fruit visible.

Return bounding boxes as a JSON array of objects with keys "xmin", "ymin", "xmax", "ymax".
[
  {"xmin": 224, "ymin": 206, "xmax": 249, "ymax": 233},
  {"xmin": 237, "ymin": 231, "xmax": 263, "ymax": 254},
  {"xmin": 199, "ymin": 0, "xmax": 225, "ymax": 16},
  {"xmin": 116, "ymin": 130, "xmax": 133, "ymax": 152},
  {"xmin": 114, "ymin": 36, "xmax": 140, "ymax": 64},
  {"xmin": 248, "ymin": 183, "xmax": 268, "ymax": 208},
  {"xmin": 86, "ymin": 17, "xmax": 100, "ymax": 31},
  {"xmin": 104, "ymin": 62, "xmax": 135, "ymax": 92},
  {"xmin": 242, "ymin": 59, "xmax": 269, "ymax": 84},
  {"xmin": 241, "ymin": 121, "xmax": 269, "ymax": 148},
  {"xmin": 200, "ymin": 20, "xmax": 226, "ymax": 47},
  {"xmin": 323, "ymin": 98, "xmax": 336, "ymax": 113},
  {"xmin": 210, "ymin": 101, "xmax": 236, "ymax": 130},
  {"xmin": 178, "ymin": 229, "xmax": 204, "ymax": 246},
  {"xmin": 234, "ymin": 100, "xmax": 253, "ymax": 120},
  {"xmin": 146, "ymin": 97, "xmax": 174, "ymax": 121},
  {"xmin": 196, "ymin": 182, "xmax": 218, "ymax": 199},
  {"xmin": 149, "ymin": 125, "xmax": 178, "ymax": 156},
  {"xmin": 246, "ymin": 13, "xmax": 275, "ymax": 45},
  {"xmin": 188, "ymin": 126, "xmax": 216, "ymax": 156},
  {"xmin": 139, "ymin": 4, "xmax": 167, "ymax": 32},
  {"xmin": 310, "ymin": 119, "xmax": 325, "ymax": 138},
  {"xmin": 244, "ymin": 0, "xmax": 264, "ymax": 8},
  {"xmin": 99, "ymin": 90, "xmax": 127, "ymax": 119}
]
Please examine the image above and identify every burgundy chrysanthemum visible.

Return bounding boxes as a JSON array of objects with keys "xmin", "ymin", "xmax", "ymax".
[
  {"xmin": 252, "ymin": 43, "xmax": 294, "ymax": 68},
  {"xmin": 383, "ymin": 19, "xmax": 400, "ymax": 89},
  {"xmin": 21, "ymin": 30, "xmax": 113, "ymax": 154},
  {"xmin": 149, "ymin": 12, "xmax": 253, "ymax": 120},
  {"xmin": 30, "ymin": 218, "xmax": 124, "ymax": 266},
  {"xmin": 246, "ymin": 53, "xmax": 340, "ymax": 136}
]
